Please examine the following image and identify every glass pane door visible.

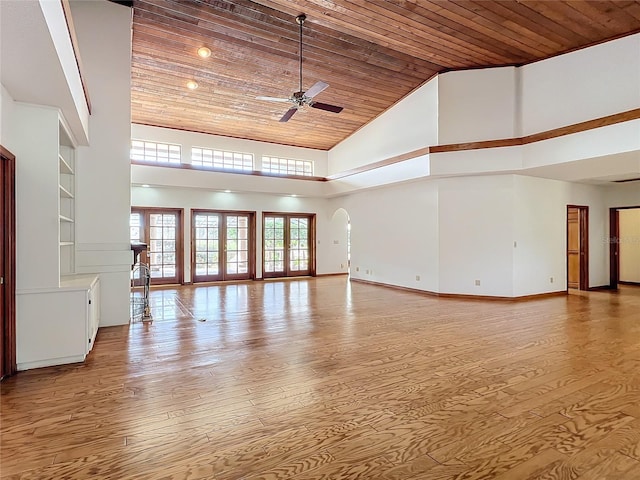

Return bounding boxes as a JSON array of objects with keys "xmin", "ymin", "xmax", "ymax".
[
  {"xmin": 149, "ymin": 213, "xmax": 178, "ymax": 283},
  {"xmin": 193, "ymin": 213, "xmax": 221, "ymax": 281},
  {"xmin": 263, "ymin": 214, "xmax": 314, "ymax": 278},
  {"xmin": 225, "ymin": 214, "xmax": 250, "ymax": 278},
  {"xmin": 192, "ymin": 211, "xmax": 254, "ymax": 283},
  {"xmin": 130, "ymin": 208, "xmax": 183, "ymax": 285},
  {"xmin": 264, "ymin": 216, "xmax": 285, "ymax": 277},
  {"xmin": 289, "ymin": 217, "xmax": 310, "ymax": 274},
  {"xmin": 130, "ymin": 212, "xmax": 144, "ymax": 283}
]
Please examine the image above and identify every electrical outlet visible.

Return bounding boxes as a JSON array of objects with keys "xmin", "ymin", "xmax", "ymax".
[
  {"xmin": 550, "ymin": 277, "xmax": 554, "ymax": 283},
  {"xmin": 475, "ymin": 279, "xmax": 481, "ymax": 286},
  {"xmin": 366, "ymin": 269, "xmax": 370, "ymax": 275},
  {"xmin": 416, "ymin": 275, "xmax": 421, "ymax": 281},
  {"xmin": 333, "ymin": 240, "xmax": 339, "ymax": 244},
  {"xmin": 356, "ymin": 267, "xmax": 359, "ymax": 272},
  {"xmin": 340, "ymin": 263, "xmax": 344, "ymax": 269}
]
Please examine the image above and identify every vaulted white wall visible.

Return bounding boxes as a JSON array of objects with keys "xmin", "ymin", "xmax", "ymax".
[
  {"xmin": 437, "ymin": 67, "xmax": 518, "ymax": 144},
  {"xmin": 520, "ymin": 33, "xmax": 640, "ymax": 136},
  {"xmin": 327, "ymin": 76, "xmax": 439, "ymax": 174},
  {"xmin": 328, "ymin": 33, "xmax": 640, "ymax": 181}
]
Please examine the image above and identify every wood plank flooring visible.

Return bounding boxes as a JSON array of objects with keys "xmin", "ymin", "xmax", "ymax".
[{"xmin": 1, "ymin": 278, "xmax": 640, "ymax": 479}]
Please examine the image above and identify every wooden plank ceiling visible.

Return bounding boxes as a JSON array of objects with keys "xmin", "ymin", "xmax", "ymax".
[{"xmin": 131, "ymin": 0, "xmax": 640, "ymax": 150}]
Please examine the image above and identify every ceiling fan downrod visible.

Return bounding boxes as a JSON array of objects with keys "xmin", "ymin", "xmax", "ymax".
[{"xmin": 296, "ymin": 14, "xmax": 306, "ymax": 96}]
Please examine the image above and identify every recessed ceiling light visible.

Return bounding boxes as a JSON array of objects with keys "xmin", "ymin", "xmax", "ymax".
[
  {"xmin": 290, "ymin": 194, "xmax": 297, "ymax": 197},
  {"xmin": 197, "ymin": 47, "xmax": 211, "ymax": 58},
  {"xmin": 141, "ymin": 184, "xmax": 150, "ymax": 188},
  {"xmin": 224, "ymin": 189, "xmax": 231, "ymax": 193},
  {"xmin": 186, "ymin": 80, "xmax": 198, "ymax": 90}
]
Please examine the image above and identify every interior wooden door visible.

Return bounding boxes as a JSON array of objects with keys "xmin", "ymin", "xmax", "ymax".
[
  {"xmin": 1, "ymin": 146, "xmax": 16, "ymax": 379},
  {"xmin": 1, "ymin": 151, "xmax": 5, "ymax": 378},
  {"xmin": 567, "ymin": 206, "xmax": 588, "ymax": 290}
]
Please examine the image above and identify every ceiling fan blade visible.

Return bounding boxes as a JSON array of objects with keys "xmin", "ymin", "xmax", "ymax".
[
  {"xmin": 279, "ymin": 107, "xmax": 298, "ymax": 122},
  {"xmin": 257, "ymin": 96, "xmax": 291, "ymax": 103},
  {"xmin": 310, "ymin": 102, "xmax": 343, "ymax": 114},
  {"xmin": 305, "ymin": 81, "xmax": 329, "ymax": 98}
]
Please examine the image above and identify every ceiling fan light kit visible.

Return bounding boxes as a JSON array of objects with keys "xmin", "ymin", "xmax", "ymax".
[{"xmin": 256, "ymin": 13, "xmax": 344, "ymax": 123}]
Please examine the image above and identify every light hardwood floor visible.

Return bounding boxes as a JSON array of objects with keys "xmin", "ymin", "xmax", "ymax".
[{"xmin": 2, "ymin": 277, "xmax": 640, "ymax": 479}]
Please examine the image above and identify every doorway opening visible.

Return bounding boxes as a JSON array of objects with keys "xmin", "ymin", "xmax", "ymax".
[
  {"xmin": 609, "ymin": 206, "xmax": 640, "ymax": 289},
  {"xmin": 567, "ymin": 205, "xmax": 589, "ymax": 290}
]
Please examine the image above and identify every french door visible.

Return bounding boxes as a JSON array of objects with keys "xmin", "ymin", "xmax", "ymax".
[
  {"xmin": 130, "ymin": 208, "xmax": 183, "ymax": 285},
  {"xmin": 263, "ymin": 213, "xmax": 315, "ymax": 278},
  {"xmin": 192, "ymin": 210, "xmax": 255, "ymax": 282}
]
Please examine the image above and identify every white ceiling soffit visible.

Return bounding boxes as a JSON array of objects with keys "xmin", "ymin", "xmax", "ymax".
[
  {"xmin": 0, "ymin": 0, "xmax": 89, "ymax": 145},
  {"xmin": 520, "ymin": 150, "xmax": 640, "ymax": 184}
]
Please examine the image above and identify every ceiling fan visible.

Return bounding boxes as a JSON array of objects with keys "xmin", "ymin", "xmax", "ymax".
[{"xmin": 257, "ymin": 14, "xmax": 344, "ymax": 123}]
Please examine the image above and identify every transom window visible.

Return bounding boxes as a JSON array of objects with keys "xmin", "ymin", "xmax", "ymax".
[
  {"xmin": 131, "ymin": 140, "xmax": 181, "ymax": 164},
  {"xmin": 192, "ymin": 147, "xmax": 253, "ymax": 171},
  {"xmin": 262, "ymin": 156, "xmax": 313, "ymax": 176}
]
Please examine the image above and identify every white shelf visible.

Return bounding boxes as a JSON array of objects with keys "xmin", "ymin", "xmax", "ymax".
[
  {"xmin": 59, "ymin": 184, "xmax": 74, "ymax": 198},
  {"xmin": 59, "ymin": 214, "xmax": 74, "ymax": 223},
  {"xmin": 59, "ymin": 154, "xmax": 74, "ymax": 175}
]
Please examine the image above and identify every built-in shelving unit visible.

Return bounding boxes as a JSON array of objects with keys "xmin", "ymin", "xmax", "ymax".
[
  {"xmin": 59, "ymin": 122, "xmax": 76, "ymax": 277},
  {"xmin": 15, "ymin": 106, "xmax": 102, "ymax": 371}
]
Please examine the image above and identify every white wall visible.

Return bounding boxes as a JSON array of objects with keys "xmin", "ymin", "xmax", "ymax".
[
  {"xmin": 131, "ymin": 163, "xmax": 327, "ymax": 198},
  {"xmin": 512, "ymin": 176, "xmax": 609, "ymax": 296},
  {"xmin": 3, "ymin": 101, "xmax": 61, "ymax": 290},
  {"xmin": 131, "ymin": 186, "xmax": 342, "ymax": 281},
  {"xmin": 334, "ymin": 180, "xmax": 440, "ymax": 293},
  {"xmin": 438, "ymin": 67, "xmax": 517, "ymax": 144},
  {"xmin": 132, "ymin": 124, "xmax": 329, "ymax": 176},
  {"xmin": 438, "ymin": 175, "xmax": 515, "ymax": 297},
  {"xmin": 521, "ymin": 33, "xmax": 640, "ymax": 136},
  {"xmin": 605, "ymin": 183, "xmax": 640, "ymax": 208},
  {"xmin": 328, "ymin": 76, "xmax": 438, "ymax": 174},
  {"xmin": 619, "ymin": 208, "xmax": 640, "ymax": 283},
  {"xmin": 71, "ymin": 1, "xmax": 132, "ymax": 327}
]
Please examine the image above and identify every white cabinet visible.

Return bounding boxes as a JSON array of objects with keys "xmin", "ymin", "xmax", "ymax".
[{"xmin": 16, "ymin": 275, "xmax": 100, "ymax": 370}]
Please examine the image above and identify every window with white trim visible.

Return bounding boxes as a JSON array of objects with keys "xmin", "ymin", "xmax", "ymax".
[
  {"xmin": 262, "ymin": 156, "xmax": 313, "ymax": 176},
  {"xmin": 192, "ymin": 147, "xmax": 253, "ymax": 171},
  {"xmin": 131, "ymin": 140, "xmax": 181, "ymax": 164}
]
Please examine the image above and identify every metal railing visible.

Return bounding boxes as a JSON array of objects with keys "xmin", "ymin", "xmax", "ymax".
[{"xmin": 130, "ymin": 262, "xmax": 152, "ymax": 322}]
